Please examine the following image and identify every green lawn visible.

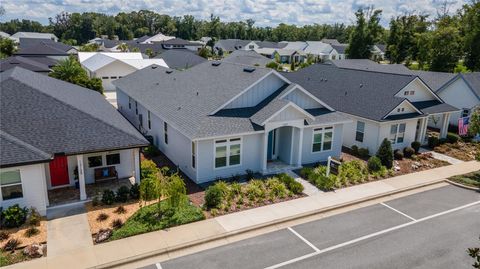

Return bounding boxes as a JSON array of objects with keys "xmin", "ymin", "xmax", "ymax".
[
  {"xmin": 0, "ymin": 250, "xmax": 30, "ymax": 267},
  {"xmin": 449, "ymin": 171, "xmax": 480, "ymax": 188},
  {"xmin": 110, "ymin": 199, "xmax": 205, "ymax": 241}
]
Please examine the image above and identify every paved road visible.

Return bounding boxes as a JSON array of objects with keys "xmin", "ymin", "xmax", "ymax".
[{"xmin": 140, "ymin": 185, "xmax": 480, "ymax": 269}]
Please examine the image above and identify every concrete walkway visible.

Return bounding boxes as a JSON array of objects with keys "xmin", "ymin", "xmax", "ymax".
[
  {"xmin": 46, "ymin": 203, "xmax": 93, "ymax": 257},
  {"xmin": 7, "ymin": 161, "xmax": 479, "ymax": 269},
  {"xmin": 285, "ymin": 170, "xmax": 320, "ymax": 196},
  {"xmin": 419, "ymin": 147, "xmax": 464, "ymax": 164}
]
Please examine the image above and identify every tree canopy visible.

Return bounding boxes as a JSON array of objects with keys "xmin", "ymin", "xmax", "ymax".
[{"xmin": 49, "ymin": 57, "xmax": 103, "ymax": 94}]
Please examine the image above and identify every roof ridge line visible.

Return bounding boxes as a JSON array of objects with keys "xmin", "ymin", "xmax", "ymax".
[{"xmin": 9, "ymin": 74, "xmax": 147, "ymax": 146}]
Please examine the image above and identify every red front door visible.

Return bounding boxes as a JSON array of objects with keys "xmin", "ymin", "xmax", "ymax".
[{"xmin": 49, "ymin": 155, "xmax": 69, "ymax": 186}]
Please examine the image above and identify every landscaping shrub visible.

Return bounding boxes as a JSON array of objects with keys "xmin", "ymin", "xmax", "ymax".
[
  {"xmin": 101, "ymin": 190, "xmax": 116, "ymax": 205},
  {"xmin": 116, "ymin": 186, "xmax": 130, "ymax": 203},
  {"xmin": 439, "ymin": 138, "xmax": 447, "ymax": 145},
  {"xmin": 308, "ymin": 166, "xmax": 337, "ymax": 191},
  {"xmin": 129, "ymin": 183, "xmax": 140, "ymax": 200},
  {"xmin": 411, "ymin": 141, "xmax": 421, "ymax": 153},
  {"xmin": 338, "ymin": 160, "xmax": 368, "ymax": 185},
  {"xmin": 1, "ymin": 205, "xmax": 28, "ymax": 228},
  {"xmin": 394, "ymin": 149, "xmax": 404, "ymax": 160},
  {"xmin": 277, "ymin": 173, "xmax": 304, "ymax": 194},
  {"xmin": 403, "ymin": 147, "xmax": 416, "ymax": 158},
  {"xmin": 140, "ymin": 159, "xmax": 159, "ymax": 179},
  {"xmin": 351, "ymin": 145, "xmax": 359, "ymax": 156},
  {"xmin": 266, "ymin": 178, "xmax": 288, "ymax": 200},
  {"xmin": 245, "ymin": 180, "xmax": 266, "ymax": 201},
  {"xmin": 367, "ymin": 156, "xmax": 383, "ymax": 172},
  {"xmin": 92, "ymin": 197, "xmax": 100, "ymax": 207},
  {"xmin": 111, "ymin": 219, "xmax": 123, "ymax": 229},
  {"xmin": 265, "ymin": 61, "xmax": 279, "ymax": 69},
  {"xmin": 3, "ymin": 239, "xmax": 20, "ymax": 251},
  {"xmin": 96, "ymin": 213, "xmax": 109, "ymax": 222},
  {"xmin": 24, "ymin": 227, "xmax": 39, "ymax": 238},
  {"xmin": 229, "ymin": 182, "xmax": 242, "ymax": 196},
  {"xmin": 0, "ymin": 231, "xmax": 9, "ymax": 241},
  {"xmin": 114, "ymin": 206, "xmax": 126, "ymax": 214},
  {"xmin": 204, "ymin": 184, "xmax": 224, "ymax": 209},
  {"xmin": 139, "ymin": 177, "xmax": 158, "ymax": 201},
  {"xmin": 358, "ymin": 147, "xmax": 370, "ymax": 158},
  {"xmin": 428, "ymin": 136, "xmax": 440, "ymax": 148},
  {"xmin": 27, "ymin": 207, "xmax": 41, "ymax": 226},
  {"xmin": 300, "ymin": 167, "xmax": 314, "ymax": 179},
  {"xmin": 377, "ymin": 138, "xmax": 394, "ymax": 169},
  {"xmin": 446, "ymin": 133, "xmax": 460, "ymax": 144}
]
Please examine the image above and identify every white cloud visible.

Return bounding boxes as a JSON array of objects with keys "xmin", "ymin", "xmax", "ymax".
[{"xmin": 0, "ymin": 0, "xmax": 467, "ymax": 27}]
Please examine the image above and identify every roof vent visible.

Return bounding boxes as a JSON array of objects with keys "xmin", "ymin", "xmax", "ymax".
[
  {"xmin": 166, "ymin": 70, "xmax": 173, "ymax": 74},
  {"xmin": 196, "ymin": 92, "xmax": 199, "ymax": 96},
  {"xmin": 151, "ymin": 66, "xmax": 157, "ymax": 69},
  {"xmin": 344, "ymin": 91, "xmax": 348, "ymax": 96},
  {"xmin": 212, "ymin": 61, "xmax": 221, "ymax": 66},
  {"xmin": 324, "ymin": 78, "xmax": 328, "ymax": 82},
  {"xmin": 320, "ymin": 78, "xmax": 324, "ymax": 81},
  {"xmin": 243, "ymin": 67, "xmax": 256, "ymax": 73},
  {"xmin": 359, "ymin": 83, "xmax": 363, "ymax": 88}
]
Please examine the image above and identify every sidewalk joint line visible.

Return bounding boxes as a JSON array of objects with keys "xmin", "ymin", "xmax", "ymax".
[
  {"xmin": 380, "ymin": 202, "xmax": 417, "ymax": 221},
  {"xmin": 287, "ymin": 227, "xmax": 320, "ymax": 253},
  {"xmin": 155, "ymin": 262, "xmax": 163, "ymax": 269},
  {"xmin": 265, "ymin": 200, "xmax": 480, "ymax": 269}
]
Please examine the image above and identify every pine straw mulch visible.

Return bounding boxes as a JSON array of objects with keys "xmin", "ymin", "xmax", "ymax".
[
  {"xmin": 434, "ymin": 141, "xmax": 480, "ymax": 161},
  {"xmin": 0, "ymin": 219, "xmax": 47, "ymax": 250}
]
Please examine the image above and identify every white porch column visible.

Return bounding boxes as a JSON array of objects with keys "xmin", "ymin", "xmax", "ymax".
[
  {"xmin": 296, "ymin": 127, "xmax": 304, "ymax": 167},
  {"xmin": 439, "ymin": 113, "xmax": 451, "ymax": 139},
  {"xmin": 133, "ymin": 148, "xmax": 141, "ymax": 183},
  {"xmin": 76, "ymin": 155, "xmax": 87, "ymax": 200},
  {"xmin": 262, "ymin": 131, "xmax": 268, "ymax": 172},
  {"xmin": 419, "ymin": 117, "xmax": 428, "ymax": 145}
]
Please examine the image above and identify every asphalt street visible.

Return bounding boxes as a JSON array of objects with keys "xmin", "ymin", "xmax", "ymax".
[{"xmin": 140, "ymin": 185, "xmax": 480, "ymax": 269}]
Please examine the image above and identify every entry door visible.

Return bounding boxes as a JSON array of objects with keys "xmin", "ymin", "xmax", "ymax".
[
  {"xmin": 267, "ymin": 130, "xmax": 277, "ymax": 161},
  {"xmin": 49, "ymin": 155, "xmax": 69, "ymax": 186}
]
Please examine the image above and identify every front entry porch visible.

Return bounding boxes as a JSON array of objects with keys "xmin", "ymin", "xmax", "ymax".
[
  {"xmin": 262, "ymin": 125, "xmax": 304, "ymax": 175},
  {"xmin": 416, "ymin": 112, "xmax": 452, "ymax": 145}
]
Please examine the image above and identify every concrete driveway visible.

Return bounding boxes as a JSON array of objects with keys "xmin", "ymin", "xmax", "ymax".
[{"xmin": 140, "ymin": 185, "xmax": 480, "ymax": 269}]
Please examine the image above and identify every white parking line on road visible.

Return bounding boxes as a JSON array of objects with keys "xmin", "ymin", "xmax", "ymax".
[
  {"xmin": 380, "ymin": 202, "xmax": 417, "ymax": 221},
  {"xmin": 155, "ymin": 262, "xmax": 163, "ymax": 269},
  {"xmin": 287, "ymin": 227, "xmax": 320, "ymax": 252},
  {"xmin": 265, "ymin": 200, "xmax": 480, "ymax": 269}
]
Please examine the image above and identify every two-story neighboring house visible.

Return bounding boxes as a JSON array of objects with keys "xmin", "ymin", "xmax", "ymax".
[
  {"xmin": 286, "ymin": 64, "xmax": 459, "ymax": 153},
  {"xmin": 114, "ymin": 62, "xmax": 351, "ymax": 183}
]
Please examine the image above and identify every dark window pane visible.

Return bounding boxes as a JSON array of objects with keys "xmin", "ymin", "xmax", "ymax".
[
  {"xmin": 355, "ymin": 132, "xmax": 364, "ymax": 142},
  {"xmin": 88, "ymin": 156, "xmax": 102, "ymax": 167},
  {"xmin": 215, "ymin": 157, "xmax": 227, "ymax": 168},
  {"xmin": 312, "ymin": 143, "xmax": 321, "ymax": 152},
  {"xmin": 323, "ymin": 141, "xmax": 332, "ymax": 151},
  {"xmin": 230, "ymin": 155, "xmax": 240, "ymax": 165},
  {"xmin": 106, "ymin": 154, "xmax": 120, "ymax": 165},
  {"xmin": 2, "ymin": 184, "xmax": 23, "ymax": 200}
]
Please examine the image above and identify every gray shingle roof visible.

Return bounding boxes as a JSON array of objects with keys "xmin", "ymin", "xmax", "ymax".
[
  {"xmin": 0, "ymin": 131, "xmax": 52, "ymax": 167},
  {"xmin": 284, "ymin": 63, "xmax": 453, "ymax": 122},
  {"xmin": 412, "ymin": 101, "xmax": 459, "ymax": 115},
  {"xmin": 19, "ymin": 38, "xmax": 74, "ymax": 53},
  {"xmin": 331, "ymin": 44, "xmax": 347, "ymax": 54},
  {"xmin": 16, "ymin": 41, "xmax": 73, "ymax": 56},
  {"xmin": 0, "ymin": 67, "xmax": 148, "ymax": 167},
  {"xmin": 222, "ymin": 50, "xmax": 272, "ymax": 67},
  {"xmin": 0, "ymin": 56, "xmax": 51, "ymax": 73},
  {"xmin": 250, "ymin": 99, "xmax": 291, "ymax": 125},
  {"xmin": 158, "ymin": 50, "xmax": 206, "ymax": 70},
  {"xmin": 114, "ymin": 61, "xmax": 276, "ymax": 139},
  {"xmin": 255, "ymin": 41, "xmax": 287, "ymax": 49}
]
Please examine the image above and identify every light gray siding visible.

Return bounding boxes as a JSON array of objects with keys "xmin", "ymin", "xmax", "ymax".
[
  {"xmin": 302, "ymin": 124, "xmax": 343, "ymax": 164},
  {"xmin": 277, "ymin": 126, "xmax": 293, "ymax": 163}
]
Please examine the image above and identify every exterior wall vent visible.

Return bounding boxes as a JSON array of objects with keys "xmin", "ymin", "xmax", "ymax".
[
  {"xmin": 166, "ymin": 70, "xmax": 173, "ymax": 74},
  {"xmin": 243, "ymin": 67, "xmax": 255, "ymax": 73}
]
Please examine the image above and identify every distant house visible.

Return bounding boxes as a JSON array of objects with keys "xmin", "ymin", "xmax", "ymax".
[
  {"xmin": 157, "ymin": 50, "xmax": 207, "ymax": 70},
  {"xmin": 286, "ymin": 64, "xmax": 458, "ymax": 153},
  {"xmin": 223, "ymin": 50, "xmax": 272, "ymax": 67},
  {"xmin": 158, "ymin": 38, "xmax": 202, "ymax": 51},
  {"xmin": 304, "ymin": 41, "xmax": 344, "ymax": 62},
  {"xmin": 0, "ymin": 67, "xmax": 148, "ymax": 215},
  {"xmin": 371, "ymin": 44, "xmax": 387, "ymax": 61},
  {"xmin": 9, "ymin": 32, "xmax": 58, "ymax": 43},
  {"xmin": 273, "ymin": 49, "xmax": 306, "ymax": 64},
  {"xmin": 0, "ymin": 56, "xmax": 51, "ymax": 74},
  {"xmin": 78, "ymin": 52, "xmax": 168, "ymax": 92},
  {"xmin": 279, "ymin": 41, "xmax": 308, "ymax": 51},
  {"xmin": 214, "ymin": 39, "xmax": 257, "ymax": 53},
  {"xmin": 15, "ymin": 39, "xmax": 77, "ymax": 61},
  {"xmin": 114, "ymin": 61, "xmax": 350, "ymax": 183},
  {"xmin": 142, "ymin": 33, "xmax": 175, "ymax": 43}
]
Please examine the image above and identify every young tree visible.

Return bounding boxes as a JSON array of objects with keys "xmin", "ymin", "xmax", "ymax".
[
  {"xmin": 0, "ymin": 37, "xmax": 16, "ymax": 58},
  {"xmin": 198, "ymin": 46, "xmax": 210, "ymax": 59},
  {"xmin": 145, "ymin": 48, "xmax": 155, "ymax": 58},
  {"xmin": 469, "ymin": 106, "xmax": 480, "ymax": 137},
  {"xmin": 79, "ymin": 43, "xmax": 99, "ymax": 52},
  {"xmin": 376, "ymin": 138, "xmax": 394, "ymax": 169},
  {"xmin": 117, "ymin": 43, "xmax": 129, "ymax": 52},
  {"xmin": 49, "ymin": 57, "xmax": 104, "ymax": 94}
]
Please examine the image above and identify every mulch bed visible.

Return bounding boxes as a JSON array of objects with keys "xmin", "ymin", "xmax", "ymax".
[
  {"xmin": 434, "ymin": 141, "xmax": 480, "ymax": 161},
  {"xmin": 0, "ymin": 220, "xmax": 47, "ymax": 249}
]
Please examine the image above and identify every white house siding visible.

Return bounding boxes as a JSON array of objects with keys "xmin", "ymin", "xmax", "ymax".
[
  {"xmin": 196, "ymin": 133, "xmax": 263, "ymax": 183},
  {"xmin": 93, "ymin": 62, "xmax": 138, "ymax": 92},
  {"xmin": 271, "ymin": 106, "xmax": 309, "ymax": 122},
  {"xmin": 1, "ymin": 164, "xmax": 49, "ymax": 216},
  {"xmin": 395, "ymin": 78, "xmax": 437, "ymax": 102},
  {"xmin": 117, "ymin": 89, "xmax": 196, "ymax": 180},
  {"xmin": 378, "ymin": 119, "xmax": 418, "ymax": 151},
  {"xmin": 387, "ymin": 101, "xmax": 418, "ymax": 116},
  {"xmin": 283, "ymin": 89, "xmax": 323, "ymax": 109},
  {"xmin": 438, "ymin": 78, "xmax": 479, "ymax": 126},
  {"xmin": 302, "ymin": 124, "xmax": 343, "ymax": 164},
  {"xmin": 224, "ymin": 73, "xmax": 286, "ymax": 109},
  {"xmin": 277, "ymin": 126, "xmax": 293, "ymax": 164}
]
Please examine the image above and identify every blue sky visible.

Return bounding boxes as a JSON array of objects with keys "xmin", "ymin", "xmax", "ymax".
[{"xmin": 0, "ymin": 0, "xmax": 467, "ymax": 27}]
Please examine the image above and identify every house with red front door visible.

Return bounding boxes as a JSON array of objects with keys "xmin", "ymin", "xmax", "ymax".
[{"xmin": 0, "ymin": 67, "xmax": 148, "ymax": 215}]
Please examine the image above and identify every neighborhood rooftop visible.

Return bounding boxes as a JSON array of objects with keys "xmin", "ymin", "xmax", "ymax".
[{"xmin": 0, "ymin": 67, "xmax": 148, "ymax": 167}]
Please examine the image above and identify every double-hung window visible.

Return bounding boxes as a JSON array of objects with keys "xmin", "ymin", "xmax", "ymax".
[
  {"xmin": 355, "ymin": 121, "xmax": 365, "ymax": 142},
  {"xmin": 106, "ymin": 153, "xmax": 120, "ymax": 165},
  {"xmin": 312, "ymin": 127, "xmax": 333, "ymax": 152},
  {"xmin": 191, "ymin": 142, "xmax": 196, "ymax": 168},
  {"xmin": 215, "ymin": 138, "xmax": 242, "ymax": 168},
  {"xmin": 0, "ymin": 170, "xmax": 23, "ymax": 200},
  {"xmin": 164, "ymin": 122, "xmax": 168, "ymax": 144},
  {"xmin": 390, "ymin": 123, "xmax": 406, "ymax": 144}
]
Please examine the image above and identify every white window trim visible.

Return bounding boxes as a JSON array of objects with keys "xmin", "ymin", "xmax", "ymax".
[
  {"xmin": 0, "ymin": 169, "xmax": 24, "ymax": 202},
  {"xmin": 191, "ymin": 141, "xmax": 196, "ymax": 169},
  {"xmin": 355, "ymin": 121, "xmax": 365, "ymax": 142},
  {"xmin": 164, "ymin": 122, "xmax": 169, "ymax": 145},
  {"xmin": 311, "ymin": 126, "xmax": 334, "ymax": 153},
  {"xmin": 390, "ymin": 123, "xmax": 406, "ymax": 144},
  {"xmin": 213, "ymin": 137, "xmax": 243, "ymax": 170},
  {"xmin": 87, "ymin": 155, "xmax": 104, "ymax": 168},
  {"xmin": 106, "ymin": 152, "xmax": 121, "ymax": 166}
]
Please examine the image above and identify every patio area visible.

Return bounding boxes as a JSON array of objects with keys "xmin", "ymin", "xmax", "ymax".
[{"xmin": 47, "ymin": 177, "xmax": 134, "ymax": 207}]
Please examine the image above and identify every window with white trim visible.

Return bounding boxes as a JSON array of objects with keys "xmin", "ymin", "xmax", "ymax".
[
  {"xmin": 164, "ymin": 122, "xmax": 168, "ymax": 144},
  {"xmin": 312, "ymin": 127, "xmax": 333, "ymax": 152},
  {"xmin": 88, "ymin": 155, "xmax": 103, "ymax": 167},
  {"xmin": 355, "ymin": 121, "xmax": 365, "ymax": 142},
  {"xmin": 192, "ymin": 142, "xmax": 196, "ymax": 168},
  {"xmin": 147, "ymin": 111, "xmax": 151, "ymax": 129},
  {"xmin": 128, "ymin": 97, "xmax": 132, "ymax": 109},
  {"xmin": 404, "ymin": 91, "xmax": 409, "ymax": 96},
  {"xmin": 389, "ymin": 123, "xmax": 406, "ymax": 144},
  {"xmin": 106, "ymin": 153, "xmax": 120, "ymax": 165},
  {"xmin": 0, "ymin": 170, "xmax": 23, "ymax": 200},
  {"xmin": 215, "ymin": 138, "xmax": 241, "ymax": 168},
  {"xmin": 462, "ymin": 108, "xmax": 470, "ymax": 118}
]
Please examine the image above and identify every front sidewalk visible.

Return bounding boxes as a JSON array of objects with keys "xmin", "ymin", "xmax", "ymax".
[{"xmin": 7, "ymin": 161, "xmax": 479, "ymax": 269}]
